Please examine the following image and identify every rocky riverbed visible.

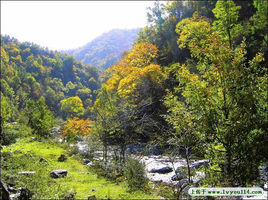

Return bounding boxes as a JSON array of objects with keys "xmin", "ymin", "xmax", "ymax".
[
  {"xmin": 138, "ymin": 155, "xmax": 208, "ymax": 185},
  {"xmin": 51, "ymin": 130, "xmax": 268, "ymax": 199},
  {"xmin": 73, "ymin": 140, "xmax": 208, "ymax": 186}
]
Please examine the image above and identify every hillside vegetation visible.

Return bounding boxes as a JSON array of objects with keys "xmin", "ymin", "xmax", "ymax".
[
  {"xmin": 64, "ymin": 29, "xmax": 140, "ymax": 70},
  {"xmin": 1, "ymin": 35, "xmax": 100, "ymax": 122},
  {"xmin": 1, "ymin": 1, "xmax": 267, "ymax": 199},
  {"xmin": 1, "ymin": 123, "xmax": 158, "ymax": 199}
]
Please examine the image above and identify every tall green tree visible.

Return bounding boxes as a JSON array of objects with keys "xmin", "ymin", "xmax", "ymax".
[
  {"xmin": 212, "ymin": 0, "xmax": 242, "ymax": 48},
  {"xmin": 1, "ymin": 94, "xmax": 11, "ymax": 128},
  {"xmin": 175, "ymin": 14, "xmax": 267, "ymax": 186},
  {"xmin": 26, "ymin": 97, "xmax": 54, "ymax": 137},
  {"xmin": 60, "ymin": 96, "xmax": 85, "ymax": 119}
]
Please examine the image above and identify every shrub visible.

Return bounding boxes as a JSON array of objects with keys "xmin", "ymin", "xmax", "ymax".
[
  {"xmin": 124, "ymin": 158, "xmax": 148, "ymax": 191},
  {"xmin": 0, "ymin": 132, "xmax": 18, "ymax": 146}
]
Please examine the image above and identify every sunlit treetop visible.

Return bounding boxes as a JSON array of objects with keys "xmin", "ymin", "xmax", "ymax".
[{"xmin": 104, "ymin": 42, "xmax": 165, "ymax": 99}]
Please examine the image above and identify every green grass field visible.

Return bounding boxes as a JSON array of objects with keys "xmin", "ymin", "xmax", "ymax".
[{"xmin": 1, "ymin": 124, "xmax": 159, "ymax": 199}]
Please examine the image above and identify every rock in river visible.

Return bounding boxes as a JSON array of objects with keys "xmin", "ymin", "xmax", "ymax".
[
  {"xmin": 150, "ymin": 166, "xmax": 173, "ymax": 174},
  {"xmin": 82, "ymin": 159, "xmax": 91, "ymax": 164},
  {"xmin": 171, "ymin": 171, "xmax": 186, "ymax": 181}
]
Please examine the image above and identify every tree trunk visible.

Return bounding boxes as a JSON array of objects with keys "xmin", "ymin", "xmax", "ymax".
[
  {"xmin": 103, "ymin": 143, "xmax": 107, "ymax": 163},
  {"xmin": 226, "ymin": 145, "xmax": 233, "ymax": 186},
  {"xmin": 185, "ymin": 146, "xmax": 192, "ymax": 183}
]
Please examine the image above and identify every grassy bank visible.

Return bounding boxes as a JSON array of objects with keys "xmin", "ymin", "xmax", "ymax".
[{"xmin": 1, "ymin": 124, "xmax": 158, "ymax": 199}]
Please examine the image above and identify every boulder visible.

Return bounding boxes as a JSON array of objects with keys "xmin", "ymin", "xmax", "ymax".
[
  {"xmin": 93, "ymin": 157, "xmax": 102, "ymax": 161},
  {"xmin": 6, "ymin": 176, "xmax": 16, "ymax": 187},
  {"xmin": 0, "ymin": 181, "xmax": 11, "ymax": 200},
  {"xmin": 191, "ymin": 160, "xmax": 209, "ymax": 169},
  {"xmin": 175, "ymin": 160, "xmax": 209, "ymax": 172},
  {"xmin": 18, "ymin": 187, "xmax": 34, "ymax": 199},
  {"xmin": 58, "ymin": 154, "xmax": 67, "ymax": 162},
  {"xmin": 259, "ymin": 165, "xmax": 268, "ymax": 182},
  {"xmin": 62, "ymin": 191, "xmax": 76, "ymax": 200},
  {"xmin": 174, "ymin": 179, "xmax": 189, "ymax": 188},
  {"xmin": 50, "ymin": 127, "xmax": 62, "ymax": 138},
  {"xmin": 86, "ymin": 162, "xmax": 94, "ymax": 167},
  {"xmin": 51, "ymin": 126, "xmax": 61, "ymax": 133},
  {"xmin": 260, "ymin": 172, "xmax": 268, "ymax": 182},
  {"xmin": 8, "ymin": 186, "xmax": 16, "ymax": 193},
  {"xmin": 259, "ymin": 165, "xmax": 267, "ymax": 171},
  {"xmin": 50, "ymin": 169, "xmax": 68, "ymax": 178},
  {"xmin": 82, "ymin": 159, "xmax": 91, "ymax": 164},
  {"xmin": 150, "ymin": 166, "xmax": 173, "ymax": 174},
  {"xmin": 9, "ymin": 187, "xmax": 34, "ymax": 200},
  {"xmin": 88, "ymin": 195, "xmax": 96, "ymax": 200},
  {"xmin": 39, "ymin": 157, "xmax": 47, "ymax": 163},
  {"xmin": 171, "ymin": 171, "xmax": 186, "ymax": 181}
]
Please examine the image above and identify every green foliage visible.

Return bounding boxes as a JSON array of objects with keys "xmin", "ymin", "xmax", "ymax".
[
  {"xmin": 1, "ymin": 35, "xmax": 100, "ymax": 120},
  {"xmin": 249, "ymin": 0, "xmax": 268, "ymax": 58},
  {"xmin": 124, "ymin": 158, "xmax": 148, "ymax": 191},
  {"xmin": 1, "ymin": 94, "xmax": 11, "ymax": 127},
  {"xmin": 76, "ymin": 87, "xmax": 92, "ymax": 102},
  {"xmin": 1, "ymin": 134, "xmax": 157, "ymax": 199},
  {"xmin": 26, "ymin": 97, "xmax": 54, "ymax": 137},
  {"xmin": 0, "ymin": 131, "xmax": 18, "ymax": 146},
  {"xmin": 60, "ymin": 96, "xmax": 85, "ymax": 118},
  {"xmin": 1, "ymin": 0, "xmax": 267, "ymax": 193},
  {"xmin": 136, "ymin": 1, "xmax": 216, "ymax": 65},
  {"xmin": 212, "ymin": 0, "xmax": 242, "ymax": 47},
  {"xmin": 173, "ymin": 13, "xmax": 267, "ymax": 186}
]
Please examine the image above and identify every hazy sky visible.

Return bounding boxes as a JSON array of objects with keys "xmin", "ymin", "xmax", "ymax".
[{"xmin": 1, "ymin": 1, "xmax": 156, "ymax": 51}]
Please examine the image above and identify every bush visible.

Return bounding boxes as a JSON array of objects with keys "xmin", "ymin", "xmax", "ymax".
[
  {"xmin": 124, "ymin": 158, "xmax": 148, "ymax": 191},
  {"xmin": 0, "ymin": 132, "xmax": 18, "ymax": 146},
  {"xmin": 94, "ymin": 160, "xmax": 122, "ymax": 181}
]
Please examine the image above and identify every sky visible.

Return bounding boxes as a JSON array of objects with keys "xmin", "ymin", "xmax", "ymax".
[{"xmin": 1, "ymin": 1, "xmax": 156, "ymax": 51}]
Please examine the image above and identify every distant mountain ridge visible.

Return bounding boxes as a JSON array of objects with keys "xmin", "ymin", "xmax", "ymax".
[{"xmin": 64, "ymin": 28, "xmax": 140, "ymax": 69}]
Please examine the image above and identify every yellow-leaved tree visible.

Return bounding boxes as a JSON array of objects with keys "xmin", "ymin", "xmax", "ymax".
[
  {"xmin": 105, "ymin": 42, "xmax": 165, "ymax": 102},
  {"xmin": 61, "ymin": 117, "xmax": 93, "ymax": 141}
]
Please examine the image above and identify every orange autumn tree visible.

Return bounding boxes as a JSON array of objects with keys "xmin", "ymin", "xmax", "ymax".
[
  {"xmin": 105, "ymin": 42, "xmax": 165, "ymax": 101},
  {"xmin": 61, "ymin": 117, "xmax": 93, "ymax": 141}
]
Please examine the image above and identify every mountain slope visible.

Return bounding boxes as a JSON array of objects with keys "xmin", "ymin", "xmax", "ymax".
[
  {"xmin": 1, "ymin": 35, "xmax": 100, "ymax": 117},
  {"xmin": 64, "ymin": 28, "xmax": 140, "ymax": 69}
]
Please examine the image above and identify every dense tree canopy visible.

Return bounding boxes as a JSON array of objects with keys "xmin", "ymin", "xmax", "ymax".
[
  {"xmin": 60, "ymin": 96, "xmax": 85, "ymax": 119},
  {"xmin": 26, "ymin": 97, "xmax": 54, "ymax": 137},
  {"xmin": 93, "ymin": 0, "xmax": 267, "ymax": 189},
  {"xmin": 1, "ymin": 35, "xmax": 100, "ymax": 123}
]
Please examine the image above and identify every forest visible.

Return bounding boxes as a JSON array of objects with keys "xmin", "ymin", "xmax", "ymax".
[
  {"xmin": 1, "ymin": 0, "xmax": 267, "ymax": 199},
  {"xmin": 65, "ymin": 28, "xmax": 140, "ymax": 70}
]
